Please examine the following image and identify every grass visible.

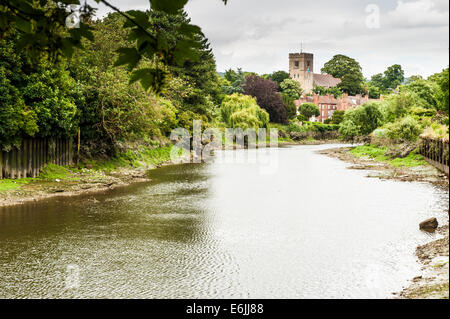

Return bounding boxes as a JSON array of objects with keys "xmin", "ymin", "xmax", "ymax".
[
  {"xmin": 87, "ymin": 145, "xmax": 174, "ymax": 172},
  {"xmin": 350, "ymin": 144, "xmax": 428, "ymax": 168},
  {"xmin": 0, "ymin": 179, "xmax": 32, "ymax": 192},
  {"xmin": 0, "ymin": 145, "xmax": 174, "ymax": 193}
]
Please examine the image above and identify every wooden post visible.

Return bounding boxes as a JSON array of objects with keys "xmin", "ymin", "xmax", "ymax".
[
  {"xmin": 77, "ymin": 127, "xmax": 81, "ymax": 165},
  {"xmin": 11, "ymin": 148, "xmax": 16, "ymax": 179},
  {"xmin": 69, "ymin": 139, "xmax": 73, "ymax": 166},
  {"xmin": 27, "ymin": 139, "xmax": 32, "ymax": 177},
  {"xmin": 32, "ymin": 139, "xmax": 37, "ymax": 178},
  {"xmin": 16, "ymin": 142, "xmax": 22, "ymax": 179},
  {"xmin": 0, "ymin": 150, "xmax": 3, "ymax": 180}
]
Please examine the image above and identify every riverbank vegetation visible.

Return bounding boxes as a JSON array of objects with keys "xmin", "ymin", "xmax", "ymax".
[{"xmin": 0, "ymin": 1, "xmax": 448, "ymax": 183}]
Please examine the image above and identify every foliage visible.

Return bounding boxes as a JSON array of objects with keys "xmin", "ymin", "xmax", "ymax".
[
  {"xmin": 220, "ymin": 93, "xmax": 269, "ymax": 129},
  {"xmin": 345, "ymin": 102, "xmax": 384, "ymax": 135},
  {"xmin": 339, "ymin": 120, "xmax": 360, "ymax": 141},
  {"xmin": 269, "ymin": 71, "xmax": 290, "ymax": 90},
  {"xmin": 244, "ymin": 75, "xmax": 287, "ymax": 124},
  {"xmin": 65, "ymin": 13, "xmax": 219, "ymax": 154},
  {"xmin": 281, "ymin": 94, "xmax": 298, "ymax": 120},
  {"xmin": 298, "ymin": 103, "xmax": 320, "ymax": 120},
  {"xmin": 432, "ymin": 68, "xmax": 449, "ymax": 114},
  {"xmin": 280, "ymin": 78, "xmax": 303, "ymax": 100},
  {"xmin": 0, "ymin": 0, "xmax": 228, "ymax": 93},
  {"xmin": 321, "ymin": 54, "xmax": 365, "ymax": 95},
  {"xmin": 223, "ymin": 68, "xmax": 246, "ymax": 94},
  {"xmin": 0, "ymin": 34, "xmax": 80, "ymax": 149},
  {"xmin": 330, "ymin": 110, "xmax": 345, "ymax": 124},
  {"xmin": 383, "ymin": 64, "xmax": 405, "ymax": 90},
  {"xmin": 384, "ymin": 116, "xmax": 422, "ymax": 142}
]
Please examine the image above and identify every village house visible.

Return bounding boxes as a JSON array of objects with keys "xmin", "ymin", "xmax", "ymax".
[
  {"xmin": 294, "ymin": 93, "xmax": 380, "ymax": 123},
  {"xmin": 290, "ymin": 51, "xmax": 382, "ymax": 122}
]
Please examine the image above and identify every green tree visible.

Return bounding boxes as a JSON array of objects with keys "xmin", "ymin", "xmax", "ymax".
[
  {"xmin": 279, "ymin": 78, "xmax": 303, "ymax": 100},
  {"xmin": 220, "ymin": 93, "xmax": 269, "ymax": 129},
  {"xmin": 343, "ymin": 102, "xmax": 384, "ymax": 135},
  {"xmin": 281, "ymin": 94, "xmax": 298, "ymax": 120},
  {"xmin": 223, "ymin": 68, "xmax": 245, "ymax": 94},
  {"xmin": 330, "ymin": 110, "xmax": 345, "ymax": 124},
  {"xmin": 321, "ymin": 54, "xmax": 365, "ymax": 95},
  {"xmin": 432, "ymin": 68, "xmax": 449, "ymax": 114},
  {"xmin": 0, "ymin": 33, "xmax": 80, "ymax": 148},
  {"xmin": 0, "ymin": 0, "xmax": 228, "ymax": 93},
  {"xmin": 298, "ymin": 103, "xmax": 320, "ymax": 120},
  {"xmin": 269, "ymin": 71, "xmax": 290, "ymax": 90},
  {"xmin": 383, "ymin": 64, "xmax": 404, "ymax": 90},
  {"xmin": 339, "ymin": 120, "xmax": 360, "ymax": 142}
]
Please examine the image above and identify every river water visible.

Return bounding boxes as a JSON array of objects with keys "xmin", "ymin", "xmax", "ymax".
[{"xmin": 0, "ymin": 145, "xmax": 448, "ymax": 299}]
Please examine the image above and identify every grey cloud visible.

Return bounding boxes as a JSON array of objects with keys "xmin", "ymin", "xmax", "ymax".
[{"xmin": 89, "ymin": 0, "xmax": 449, "ymax": 78}]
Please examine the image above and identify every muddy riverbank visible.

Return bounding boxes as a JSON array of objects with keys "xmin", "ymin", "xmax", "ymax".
[{"xmin": 320, "ymin": 146, "xmax": 449, "ymax": 299}]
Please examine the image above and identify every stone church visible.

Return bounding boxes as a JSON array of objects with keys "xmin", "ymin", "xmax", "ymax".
[{"xmin": 289, "ymin": 52, "xmax": 341, "ymax": 94}]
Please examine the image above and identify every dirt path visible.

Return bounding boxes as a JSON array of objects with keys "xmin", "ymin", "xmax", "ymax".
[{"xmin": 320, "ymin": 146, "xmax": 449, "ymax": 299}]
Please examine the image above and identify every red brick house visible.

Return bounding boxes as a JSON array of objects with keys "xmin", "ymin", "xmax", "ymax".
[{"xmin": 295, "ymin": 93, "xmax": 382, "ymax": 123}]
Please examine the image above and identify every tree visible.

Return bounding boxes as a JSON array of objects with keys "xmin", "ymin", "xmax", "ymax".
[
  {"xmin": 321, "ymin": 54, "xmax": 365, "ymax": 95},
  {"xmin": 431, "ymin": 68, "xmax": 449, "ymax": 114},
  {"xmin": 220, "ymin": 93, "xmax": 269, "ymax": 129},
  {"xmin": 0, "ymin": 0, "xmax": 228, "ymax": 93},
  {"xmin": 279, "ymin": 78, "xmax": 303, "ymax": 100},
  {"xmin": 339, "ymin": 120, "xmax": 360, "ymax": 142},
  {"xmin": 330, "ymin": 110, "xmax": 345, "ymax": 124},
  {"xmin": 223, "ymin": 68, "xmax": 245, "ymax": 94},
  {"xmin": 343, "ymin": 102, "xmax": 384, "ymax": 135},
  {"xmin": 244, "ymin": 75, "xmax": 287, "ymax": 124},
  {"xmin": 281, "ymin": 94, "xmax": 298, "ymax": 120},
  {"xmin": 0, "ymin": 33, "xmax": 80, "ymax": 148},
  {"xmin": 383, "ymin": 64, "xmax": 404, "ymax": 90},
  {"xmin": 269, "ymin": 71, "xmax": 290, "ymax": 90},
  {"xmin": 298, "ymin": 103, "xmax": 320, "ymax": 120},
  {"xmin": 370, "ymin": 73, "xmax": 385, "ymax": 89},
  {"xmin": 405, "ymin": 78, "xmax": 438, "ymax": 109}
]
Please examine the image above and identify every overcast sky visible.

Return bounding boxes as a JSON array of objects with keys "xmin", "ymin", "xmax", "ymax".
[{"xmin": 92, "ymin": 0, "xmax": 449, "ymax": 78}]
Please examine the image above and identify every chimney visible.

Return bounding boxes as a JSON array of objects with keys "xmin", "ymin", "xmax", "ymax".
[{"xmin": 313, "ymin": 94, "xmax": 319, "ymax": 105}]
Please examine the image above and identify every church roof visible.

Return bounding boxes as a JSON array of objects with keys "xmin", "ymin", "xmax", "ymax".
[{"xmin": 313, "ymin": 73, "xmax": 341, "ymax": 88}]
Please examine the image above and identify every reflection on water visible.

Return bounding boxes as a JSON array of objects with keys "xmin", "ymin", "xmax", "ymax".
[{"xmin": 0, "ymin": 145, "xmax": 448, "ymax": 298}]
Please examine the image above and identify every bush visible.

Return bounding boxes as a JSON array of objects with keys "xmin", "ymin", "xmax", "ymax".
[
  {"xmin": 330, "ymin": 110, "xmax": 345, "ymax": 124},
  {"xmin": 298, "ymin": 103, "xmax": 320, "ymax": 120},
  {"xmin": 410, "ymin": 107, "xmax": 437, "ymax": 118},
  {"xmin": 343, "ymin": 102, "xmax": 384, "ymax": 136},
  {"xmin": 339, "ymin": 120, "xmax": 360, "ymax": 141},
  {"xmin": 384, "ymin": 116, "xmax": 422, "ymax": 142}
]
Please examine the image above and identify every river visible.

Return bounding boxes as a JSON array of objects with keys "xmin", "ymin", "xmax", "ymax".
[{"xmin": 0, "ymin": 144, "xmax": 448, "ymax": 299}]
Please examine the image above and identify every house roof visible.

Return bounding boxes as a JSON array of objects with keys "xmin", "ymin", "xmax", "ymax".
[{"xmin": 313, "ymin": 73, "xmax": 341, "ymax": 88}]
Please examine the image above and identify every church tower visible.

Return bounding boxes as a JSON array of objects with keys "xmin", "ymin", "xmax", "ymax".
[{"xmin": 289, "ymin": 52, "xmax": 314, "ymax": 94}]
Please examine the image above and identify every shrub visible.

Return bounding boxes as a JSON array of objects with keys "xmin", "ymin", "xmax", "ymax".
[
  {"xmin": 339, "ymin": 120, "xmax": 361, "ymax": 141},
  {"xmin": 384, "ymin": 116, "xmax": 422, "ymax": 142},
  {"xmin": 343, "ymin": 102, "xmax": 384, "ymax": 136},
  {"xmin": 330, "ymin": 110, "xmax": 345, "ymax": 124},
  {"xmin": 410, "ymin": 107, "xmax": 437, "ymax": 118}
]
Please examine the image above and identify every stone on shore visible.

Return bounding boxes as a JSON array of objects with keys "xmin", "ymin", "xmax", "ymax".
[{"xmin": 420, "ymin": 218, "xmax": 439, "ymax": 231}]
